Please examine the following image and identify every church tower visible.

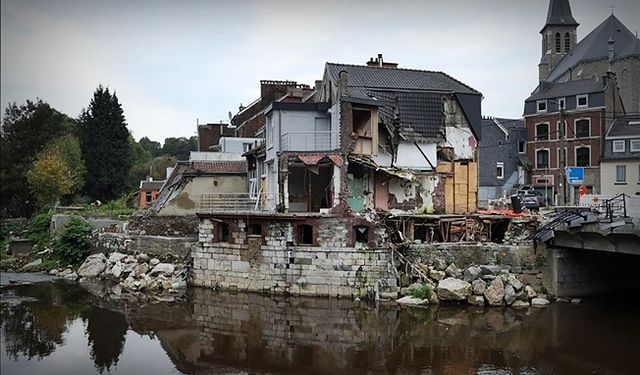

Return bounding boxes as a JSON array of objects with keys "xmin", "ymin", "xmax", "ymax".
[{"xmin": 539, "ymin": 0, "xmax": 579, "ymax": 81}]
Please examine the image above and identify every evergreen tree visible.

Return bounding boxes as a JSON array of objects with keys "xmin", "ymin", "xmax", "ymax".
[{"xmin": 80, "ymin": 86, "xmax": 132, "ymax": 201}]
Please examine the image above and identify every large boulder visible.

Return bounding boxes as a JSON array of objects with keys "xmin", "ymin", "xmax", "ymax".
[
  {"xmin": 484, "ymin": 277, "xmax": 505, "ymax": 306},
  {"xmin": 436, "ymin": 278, "xmax": 472, "ymax": 301},
  {"xmin": 504, "ymin": 285, "xmax": 517, "ymax": 305},
  {"xmin": 111, "ymin": 262, "xmax": 124, "ymax": 278},
  {"xmin": 149, "ymin": 263, "xmax": 175, "ymax": 276},
  {"xmin": 78, "ymin": 253, "xmax": 107, "ymax": 278},
  {"xmin": 467, "ymin": 295, "xmax": 485, "ymax": 307},
  {"xmin": 21, "ymin": 258, "xmax": 43, "ymax": 271},
  {"xmin": 511, "ymin": 300, "xmax": 530, "ymax": 308},
  {"xmin": 445, "ymin": 263, "xmax": 462, "ymax": 278},
  {"xmin": 480, "ymin": 265, "xmax": 500, "ymax": 276},
  {"xmin": 463, "ymin": 266, "xmax": 482, "ymax": 282},
  {"xmin": 525, "ymin": 285, "xmax": 538, "ymax": 299},
  {"xmin": 131, "ymin": 263, "xmax": 149, "ymax": 278},
  {"xmin": 505, "ymin": 274, "xmax": 523, "ymax": 292},
  {"xmin": 397, "ymin": 296, "xmax": 429, "ymax": 306},
  {"xmin": 531, "ymin": 297, "xmax": 550, "ymax": 307},
  {"xmin": 433, "ymin": 257, "xmax": 447, "ymax": 271},
  {"xmin": 108, "ymin": 252, "xmax": 127, "ymax": 264},
  {"xmin": 472, "ymin": 279, "xmax": 487, "ymax": 295},
  {"xmin": 430, "ymin": 270, "xmax": 446, "ymax": 281}
]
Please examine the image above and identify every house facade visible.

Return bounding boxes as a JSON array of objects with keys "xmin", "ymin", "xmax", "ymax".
[
  {"xmin": 600, "ymin": 117, "xmax": 640, "ymax": 196},
  {"xmin": 478, "ymin": 117, "xmax": 527, "ymax": 205}
]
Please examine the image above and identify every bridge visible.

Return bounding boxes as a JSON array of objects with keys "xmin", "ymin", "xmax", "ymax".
[{"xmin": 530, "ymin": 194, "xmax": 640, "ymax": 297}]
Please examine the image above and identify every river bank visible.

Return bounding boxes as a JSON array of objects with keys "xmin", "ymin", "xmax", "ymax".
[{"xmin": 1, "ymin": 272, "xmax": 638, "ymax": 375}]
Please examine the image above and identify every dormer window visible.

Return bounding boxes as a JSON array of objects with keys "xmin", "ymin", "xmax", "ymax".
[
  {"xmin": 537, "ymin": 100, "xmax": 547, "ymax": 113},
  {"xmin": 557, "ymin": 97, "xmax": 566, "ymax": 110},
  {"xmin": 577, "ymin": 95, "xmax": 588, "ymax": 108}
]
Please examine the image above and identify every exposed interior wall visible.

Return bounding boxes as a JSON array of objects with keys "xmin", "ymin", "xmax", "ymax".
[
  {"xmin": 437, "ymin": 161, "xmax": 479, "ymax": 214},
  {"xmin": 158, "ymin": 176, "xmax": 247, "ymax": 216}
]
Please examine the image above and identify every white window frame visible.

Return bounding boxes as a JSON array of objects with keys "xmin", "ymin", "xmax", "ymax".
[
  {"xmin": 575, "ymin": 145, "xmax": 591, "ymax": 167},
  {"xmin": 535, "ymin": 122, "xmax": 550, "ymax": 141},
  {"xmin": 518, "ymin": 140, "xmax": 526, "ymax": 154},
  {"xmin": 612, "ymin": 140, "xmax": 625, "ymax": 153},
  {"xmin": 557, "ymin": 97, "xmax": 566, "ymax": 110},
  {"xmin": 630, "ymin": 139, "xmax": 640, "ymax": 152},
  {"xmin": 536, "ymin": 148, "xmax": 550, "ymax": 169},
  {"xmin": 537, "ymin": 100, "xmax": 548, "ymax": 113},
  {"xmin": 615, "ymin": 165, "xmax": 626, "ymax": 184},
  {"xmin": 574, "ymin": 118, "xmax": 591, "ymax": 138},
  {"xmin": 496, "ymin": 162, "xmax": 504, "ymax": 179},
  {"xmin": 266, "ymin": 116, "xmax": 273, "ymax": 148},
  {"xmin": 577, "ymin": 94, "xmax": 588, "ymax": 108}
]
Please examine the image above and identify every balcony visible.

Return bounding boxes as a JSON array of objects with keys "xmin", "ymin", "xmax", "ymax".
[
  {"xmin": 280, "ymin": 131, "xmax": 336, "ymax": 152},
  {"xmin": 197, "ymin": 193, "xmax": 274, "ymax": 213}
]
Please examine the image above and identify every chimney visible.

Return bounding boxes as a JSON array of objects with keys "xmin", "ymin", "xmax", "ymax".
[
  {"xmin": 378, "ymin": 53, "xmax": 383, "ymax": 67},
  {"xmin": 315, "ymin": 80, "xmax": 322, "ymax": 92},
  {"xmin": 147, "ymin": 176, "xmax": 153, "ymax": 182},
  {"xmin": 337, "ymin": 70, "xmax": 348, "ymax": 98},
  {"xmin": 365, "ymin": 54, "xmax": 399, "ymax": 69}
]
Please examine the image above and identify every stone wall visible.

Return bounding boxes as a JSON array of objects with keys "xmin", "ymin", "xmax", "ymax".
[
  {"xmin": 192, "ymin": 217, "xmax": 397, "ymax": 298},
  {"xmin": 93, "ymin": 232, "xmax": 194, "ymax": 259},
  {"xmin": 126, "ymin": 214, "xmax": 199, "ymax": 236}
]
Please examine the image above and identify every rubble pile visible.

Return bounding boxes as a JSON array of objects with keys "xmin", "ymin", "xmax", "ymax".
[
  {"xmin": 398, "ymin": 258, "xmax": 549, "ymax": 308},
  {"xmin": 50, "ymin": 251, "xmax": 188, "ymax": 299}
]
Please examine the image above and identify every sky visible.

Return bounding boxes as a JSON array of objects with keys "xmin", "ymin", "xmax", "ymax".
[{"xmin": 1, "ymin": 0, "xmax": 639, "ymax": 143}]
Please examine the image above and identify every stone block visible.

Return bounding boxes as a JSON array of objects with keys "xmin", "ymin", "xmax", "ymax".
[{"xmin": 231, "ymin": 260, "xmax": 250, "ymax": 273}]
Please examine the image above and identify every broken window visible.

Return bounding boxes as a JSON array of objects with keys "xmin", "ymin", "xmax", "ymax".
[
  {"xmin": 576, "ymin": 147, "xmax": 590, "ymax": 167},
  {"xmin": 247, "ymin": 223, "xmax": 262, "ymax": 235},
  {"xmin": 352, "ymin": 107, "xmax": 374, "ymax": 154},
  {"xmin": 354, "ymin": 225, "xmax": 369, "ymax": 243},
  {"xmin": 298, "ymin": 224, "xmax": 313, "ymax": 245},
  {"xmin": 536, "ymin": 123, "xmax": 549, "ymax": 141},
  {"xmin": 218, "ymin": 222, "xmax": 229, "ymax": 242}
]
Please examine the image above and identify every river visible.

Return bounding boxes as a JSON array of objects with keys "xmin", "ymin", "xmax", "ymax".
[{"xmin": 1, "ymin": 272, "xmax": 638, "ymax": 375}]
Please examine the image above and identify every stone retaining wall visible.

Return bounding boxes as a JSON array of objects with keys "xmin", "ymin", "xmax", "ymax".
[
  {"xmin": 93, "ymin": 232, "xmax": 195, "ymax": 258},
  {"xmin": 126, "ymin": 215, "xmax": 199, "ymax": 236},
  {"xmin": 192, "ymin": 217, "xmax": 397, "ymax": 298}
]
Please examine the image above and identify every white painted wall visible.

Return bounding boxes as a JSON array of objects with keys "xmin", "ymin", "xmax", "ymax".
[
  {"xmin": 189, "ymin": 152, "xmax": 244, "ymax": 161},
  {"xmin": 395, "ymin": 142, "xmax": 437, "ymax": 169},
  {"xmin": 445, "ymin": 126, "xmax": 476, "ymax": 160},
  {"xmin": 266, "ymin": 109, "xmax": 331, "ymax": 162},
  {"xmin": 219, "ymin": 137, "xmax": 261, "ymax": 154}
]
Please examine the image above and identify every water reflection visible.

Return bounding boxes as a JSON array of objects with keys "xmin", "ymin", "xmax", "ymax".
[{"xmin": 1, "ymin": 278, "xmax": 639, "ymax": 375}]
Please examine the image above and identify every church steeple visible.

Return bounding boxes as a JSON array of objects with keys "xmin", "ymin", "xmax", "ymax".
[{"xmin": 539, "ymin": 0, "xmax": 579, "ymax": 81}]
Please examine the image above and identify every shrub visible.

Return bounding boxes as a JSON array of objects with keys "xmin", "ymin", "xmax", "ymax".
[
  {"xmin": 83, "ymin": 196, "xmax": 136, "ymax": 217},
  {"xmin": 53, "ymin": 216, "xmax": 93, "ymax": 266},
  {"xmin": 27, "ymin": 210, "xmax": 54, "ymax": 251},
  {"xmin": 409, "ymin": 283, "xmax": 433, "ymax": 300}
]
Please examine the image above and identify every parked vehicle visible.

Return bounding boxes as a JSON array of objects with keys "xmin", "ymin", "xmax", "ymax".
[
  {"xmin": 521, "ymin": 195, "xmax": 540, "ymax": 210},
  {"xmin": 517, "ymin": 190, "xmax": 546, "ymax": 207}
]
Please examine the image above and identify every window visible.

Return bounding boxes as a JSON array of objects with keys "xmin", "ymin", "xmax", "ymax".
[
  {"xmin": 496, "ymin": 162, "xmax": 504, "ymax": 179},
  {"xmin": 266, "ymin": 116, "xmax": 273, "ymax": 147},
  {"xmin": 247, "ymin": 223, "xmax": 262, "ymax": 235},
  {"xmin": 354, "ymin": 225, "xmax": 369, "ymax": 243},
  {"xmin": 564, "ymin": 32, "xmax": 571, "ymax": 52},
  {"xmin": 630, "ymin": 139, "xmax": 640, "ymax": 152},
  {"xmin": 575, "ymin": 119, "xmax": 590, "ymax": 138},
  {"xmin": 536, "ymin": 123, "xmax": 549, "ymax": 140},
  {"xmin": 613, "ymin": 140, "xmax": 625, "ymax": 153},
  {"xmin": 576, "ymin": 147, "xmax": 590, "ymax": 167},
  {"xmin": 577, "ymin": 95, "xmax": 588, "ymax": 108},
  {"xmin": 536, "ymin": 149, "xmax": 549, "ymax": 169},
  {"xmin": 555, "ymin": 32, "xmax": 561, "ymax": 52},
  {"xmin": 518, "ymin": 140, "xmax": 526, "ymax": 153},
  {"xmin": 243, "ymin": 142, "xmax": 253, "ymax": 152},
  {"xmin": 537, "ymin": 100, "xmax": 547, "ymax": 113},
  {"xmin": 557, "ymin": 97, "xmax": 566, "ymax": 110},
  {"xmin": 145, "ymin": 192, "xmax": 152, "ymax": 203},
  {"xmin": 218, "ymin": 222, "xmax": 229, "ymax": 242},
  {"xmin": 298, "ymin": 224, "xmax": 313, "ymax": 245},
  {"xmin": 616, "ymin": 165, "xmax": 626, "ymax": 184}
]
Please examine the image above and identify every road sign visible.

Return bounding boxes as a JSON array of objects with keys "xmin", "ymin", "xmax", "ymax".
[{"xmin": 566, "ymin": 167, "xmax": 584, "ymax": 185}]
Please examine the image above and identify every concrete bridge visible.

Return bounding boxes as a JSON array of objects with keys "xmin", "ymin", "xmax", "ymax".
[{"xmin": 533, "ymin": 196, "xmax": 640, "ymax": 297}]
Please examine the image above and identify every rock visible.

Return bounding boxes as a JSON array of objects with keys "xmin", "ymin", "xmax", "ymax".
[
  {"xmin": 59, "ymin": 268, "xmax": 73, "ymax": 277},
  {"xmin": 78, "ymin": 253, "xmax": 107, "ymax": 277},
  {"xmin": 463, "ymin": 266, "xmax": 482, "ymax": 282},
  {"xmin": 136, "ymin": 253, "xmax": 150, "ymax": 263},
  {"xmin": 428, "ymin": 292, "xmax": 440, "ymax": 305},
  {"xmin": 111, "ymin": 263, "xmax": 124, "ymax": 278},
  {"xmin": 433, "ymin": 257, "xmax": 447, "ymax": 271},
  {"xmin": 22, "ymin": 258, "xmax": 43, "ymax": 270},
  {"xmin": 531, "ymin": 297, "xmax": 550, "ymax": 307},
  {"xmin": 430, "ymin": 270, "xmax": 446, "ymax": 281},
  {"xmin": 505, "ymin": 274, "xmax": 523, "ymax": 292},
  {"xmin": 171, "ymin": 279, "xmax": 187, "ymax": 289},
  {"xmin": 511, "ymin": 300, "xmax": 530, "ymax": 308},
  {"xmin": 504, "ymin": 285, "xmax": 517, "ymax": 305},
  {"xmin": 123, "ymin": 255, "xmax": 137, "ymax": 264},
  {"xmin": 111, "ymin": 284, "xmax": 122, "ymax": 296},
  {"xmin": 149, "ymin": 263, "xmax": 175, "ymax": 276},
  {"xmin": 525, "ymin": 285, "xmax": 538, "ymax": 299},
  {"xmin": 397, "ymin": 296, "xmax": 429, "ymax": 306},
  {"xmin": 445, "ymin": 263, "xmax": 462, "ymax": 278},
  {"xmin": 467, "ymin": 295, "xmax": 485, "ymax": 307},
  {"xmin": 571, "ymin": 298, "xmax": 582, "ymax": 304},
  {"xmin": 480, "ymin": 265, "xmax": 501, "ymax": 276},
  {"xmin": 472, "ymin": 279, "xmax": 487, "ymax": 295},
  {"xmin": 108, "ymin": 252, "xmax": 128, "ymax": 264},
  {"xmin": 64, "ymin": 272, "xmax": 78, "ymax": 281},
  {"xmin": 482, "ymin": 274, "xmax": 497, "ymax": 281},
  {"xmin": 49, "ymin": 269, "xmax": 58, "ymax": 276},
  {"xmin": 131, "ymin": 263, "xmax": 149, "ymax": 278},
  {"xmin": 515, "ymin": 291, "xmax": 528, "ymax": 302},
  {"xmin": 436, "ymin": 278, "xmax": 472, "ymax": 301},
  {"xmin": 149, "ymin": 258, "xmax": 160, "ymax": 267},
  {"xmin": 484, "ymin": 277, "xmax": 505, "ymax": 306}
]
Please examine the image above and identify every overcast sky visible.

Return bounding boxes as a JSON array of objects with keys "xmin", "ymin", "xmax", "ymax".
[{"xmin": 2, "ymin": 0, "xmax": 639, "ymax": 143}]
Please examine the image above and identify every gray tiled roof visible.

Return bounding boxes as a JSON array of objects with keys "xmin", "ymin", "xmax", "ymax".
[
  {"xmin": 607, "ymin": 117, "xmax": 640, "ymax": 138},
  {"xmin": 542, "ymin": 0, "xmax": 578, "ymax": 30},
  {"xmin": 546, "ymin": 15, "xmax": 639, "ymax": 82},
  {"xmin": 373, "ymin": 91, "xmax": 444, "ymax": 141},
  {"xmin": 325, "ymin": 63, "xmax": 480, "ymax": 95},
  {"xmin": 526, "ymin": 79, "xmax": 604, "ymax": 102}
]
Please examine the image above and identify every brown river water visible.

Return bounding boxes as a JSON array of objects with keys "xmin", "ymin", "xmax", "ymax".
[{"xmin": 1, "ymin": 272, "xmax": 638, "ymax": 375}]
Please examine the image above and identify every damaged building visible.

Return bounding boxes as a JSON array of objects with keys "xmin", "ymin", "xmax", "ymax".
[{"xmin": 192, "ymin": 56, "xmax": 485, "ymax": 297}]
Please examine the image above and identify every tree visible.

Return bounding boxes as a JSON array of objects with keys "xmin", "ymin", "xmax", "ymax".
[
  {"xmin": 0, "ymin": 100, "xmax": 75, "ymax": 217},
  {"xmin": 43, "ymin": 135, "xmax": 86, "ymax": 198},
  {"xmin": 26, "ymin": 150, "xmax": 73, "ymax": 206},
  {"xmin": 161, "ymin": 136, "xmax": 197, "ymax": 160},
  {"xmin": 80, "ymin": 86, "xmax": 132, "ymax": 201},
  {"xmin": 138, "ymin": 136, "xmax": 161, "ymax": 157}
]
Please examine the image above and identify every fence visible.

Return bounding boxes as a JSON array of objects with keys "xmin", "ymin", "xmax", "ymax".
[{"xmin": 197, "ymin": 193, "xmax": 274, "ymax": 213}]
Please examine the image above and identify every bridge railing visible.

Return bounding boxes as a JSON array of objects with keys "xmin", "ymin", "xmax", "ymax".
[
  {"xmin": 197, "ymin": 193, "xmax": 274, "ymax": 213},
  {"xmin": 594, "ymin": 193, "xmax": 627, "ymax": 221}
]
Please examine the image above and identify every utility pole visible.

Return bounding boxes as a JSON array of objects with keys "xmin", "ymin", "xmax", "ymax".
[{"xmin": 559, "ymin": 107, "xmax": 567, "ymax": 205}]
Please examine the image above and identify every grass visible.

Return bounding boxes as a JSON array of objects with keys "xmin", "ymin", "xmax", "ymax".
[
  {"xmin": 80, "ymin": 196, "xmax": 136, "ymax": 218},
  {"xmin": 409, "ymin": 283, "xmax": 433, "ymax": 300}
]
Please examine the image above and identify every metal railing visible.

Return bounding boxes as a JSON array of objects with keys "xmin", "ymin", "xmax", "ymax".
[
  {"xmin": 197, "ymin": 193, "xmax": 274, "ymax": 213},
  {"xmin": 594, "ymin": 193, "xmax": 628, "ymax": 221},
  {"xmin": 280, "ymin": 131, "xmax": 336, "ymax": 152}
]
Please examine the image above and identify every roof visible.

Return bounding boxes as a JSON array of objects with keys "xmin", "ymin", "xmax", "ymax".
[
  {"xmin": 184, "ymin": 160, "xmax": 247, "ymax": 174},
  {"xmin": 373, "ymin": 91, "xmax": 444, "ymax": 141},
  {"xmin": 526, "ymin": 79, "xmax": 605, "ymax": 102},
  {"xmin": 546, "ymin": 15, "xmax": 639, "ymax": 82},
  {"xmin": 606, "ymin": 116, "xmax": 640, "ymax": 138},
  {"xmin": 325, "ymin": 63, "xmax": 480, "ymax": 95},
  {"xmin": 542, "ymin": 0, "xmax": 578, "ymax": 32},
  {"xmin": 139, "ymin": 180, "xmax": 165, "ymax": 191}
]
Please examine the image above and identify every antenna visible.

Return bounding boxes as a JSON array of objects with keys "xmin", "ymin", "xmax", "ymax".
[{"xmin": 609, "ymin": 2, "xmax": 615, "ymax": 15}]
